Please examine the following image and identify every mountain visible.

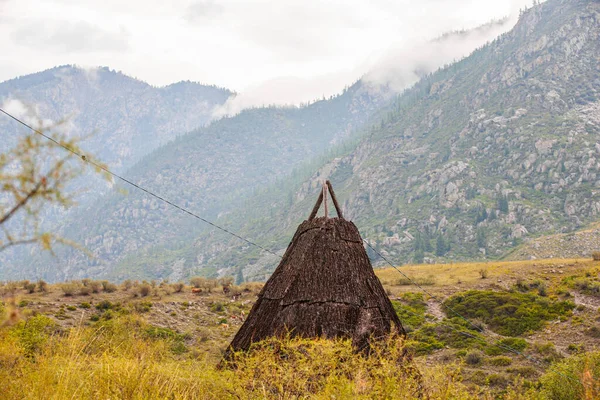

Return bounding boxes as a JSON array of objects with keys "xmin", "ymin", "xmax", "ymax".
[
  {"xmin": 3, "ymin": 77, "xmax": 392, "ymax": 281},
  {"xmin": 177, "ymin": 0, "xmax": 600, "ymax": 281},
  {"xmin": 5, "ymin": 0, "xmax": 599, "ymax": 282},
  {"xmin": 0, "ymin": 65, "xmax": 232, "ymax": 175}
]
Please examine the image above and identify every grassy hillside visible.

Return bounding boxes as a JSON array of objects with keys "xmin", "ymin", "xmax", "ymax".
[{"xmin": 2, "ymin": 258, "xmax": 600, "ymax": 398}]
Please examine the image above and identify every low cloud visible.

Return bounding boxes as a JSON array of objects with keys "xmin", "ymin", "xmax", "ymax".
[
  {"xmin": 185, "ymin": 0, "xmax": 224, "ymax": 22},
  {"xmin": 1, "ymin": 98, "xmax": 74, "ymax": 134},
  {"xmin": 211, "ymin": 71, "xmax": 360, "ymax": 118},
  {"xmin": 11, "ymin": 20, "xmax": 130, "ymax": 53},
  {"xmin": 364, "ymin": 18, "xmax": 517, "ymax": 92}
]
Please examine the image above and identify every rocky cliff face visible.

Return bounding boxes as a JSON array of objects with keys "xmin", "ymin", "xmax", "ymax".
[
  {"xmin": 179, "ymin": 0, "xmax": 600, "ymax": 280},
  {"xmin": 5, "ymin": 0, "xmax": 599, "ymax": 282},
  {"xmin": 315, "ymin": 0, "xmax": 600, "ymax": 265}
]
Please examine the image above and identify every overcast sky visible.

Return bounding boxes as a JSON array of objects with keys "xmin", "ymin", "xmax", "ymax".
[{"xmin": 0, "ymin": 0, "xmax": 536, "ymax": 109}]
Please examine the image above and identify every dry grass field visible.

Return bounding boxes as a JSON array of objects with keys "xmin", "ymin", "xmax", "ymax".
[{"xmin": 1, "ymin": 258, "xmax": 599, "ymax": 399}]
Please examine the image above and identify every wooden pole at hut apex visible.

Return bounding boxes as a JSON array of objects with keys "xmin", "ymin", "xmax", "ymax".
[{"xmin": 322, "ymin": 182, "xmax": 328, "ymax": 218}]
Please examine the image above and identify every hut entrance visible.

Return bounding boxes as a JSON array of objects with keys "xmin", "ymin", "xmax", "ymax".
[{"xmin": 226, "ymin": 181, "xmax": 405, "ymax": 355}]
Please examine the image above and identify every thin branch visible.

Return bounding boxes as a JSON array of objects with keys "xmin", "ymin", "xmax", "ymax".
[
  {"xmin": 0, "ymin": 157, "xmax": 68, "ymax": 226},
  {"xmin": 0, "ymin": 238, "xmax": 39, "ymax": 252},
  {"xmin": 0, "ymin": 179, "xmax": 44, "ymax": 226}
]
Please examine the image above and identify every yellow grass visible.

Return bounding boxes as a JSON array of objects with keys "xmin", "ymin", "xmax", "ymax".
[{"xmin": 375, "ymin": 258, "xmax": 597, "ymax": 295}]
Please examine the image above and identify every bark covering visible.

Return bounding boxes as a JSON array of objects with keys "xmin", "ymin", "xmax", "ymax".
[{"xmin": 227, "ymin": 216, "xmax": 405, "ymax": 354}]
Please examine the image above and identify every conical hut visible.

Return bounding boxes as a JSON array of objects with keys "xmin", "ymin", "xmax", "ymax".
[{"xmin": 226, "ymin": 181, "xmax": 405, "ymax": 355}]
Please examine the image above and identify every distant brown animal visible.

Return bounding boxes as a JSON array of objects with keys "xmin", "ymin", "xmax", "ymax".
[
  {"xmin": 222, "ymin": 285, "xmax": 231, "ymax": 295},
  {"xmin": 191, "ymin": 288, "xmax": 202, "ymax": 295}
]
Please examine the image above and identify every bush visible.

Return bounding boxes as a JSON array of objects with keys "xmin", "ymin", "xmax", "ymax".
[
  {"xmin": 190, "ymin": 277, "xmax": 218, "ymax": 292},
  {"xmin": 392, "ymin": 293, "xmax": 427, "ymax": 332},
  {"xmin": 486, "ymin": 373, "xmax": 509, "ymax": 387},
  {"xmin": 479, "ymin": 269, "xmax": 488, "ymax": 279},
  {"xmin": 585, "ymin": 326, "xmax": 600, "ymax": 338},
  {"xmin": 60, "ymin": 283, "xmax": 80, "ymax": 297},
  {"xmin": 488, "ymin": 356, "xmax": 512, "ymax": 366},
  {"xmin": 79, "ymin": 302, "xmax": 91, "ymax": 309},
  {"xmin": 89, "ymin": 281, "xmax": 102, "ymax": 294},
  {"xmin": 210, "ymin": 302, "xmax": 225, "ymax": 313},
  {"xmin": 465, "ymin": 351, "xmax": 483, "ymax": 366},
  {"xmin": 95, "ymin": 300, "xmax": 115, "ymax": 311},
  {"xmin": 37, "ymin": 280, "xmax": 48, "ymax": 293},
  {"xmin": 24, "ymin": 283, "xmax": 36, "ymax": 294},
  {"xmin": 443, "ymin": 290, "xmax": 575, "ymax": 336},
  {"xmin": 103, "ymin": 283, "xmax": 118, "ymax": 293},
  {"xmin": 485, "ymin": 337, "xmax": 528, "ymax": 356},
  {"xmin": 11, "ymin": 315, "xmax": 56, "ymax": 357},
  {"xmin": 79, "ymin": 286, "xmax": 92, "ymax": 296},
  {"xmin": 540, "ymin": 350, "xmax": 600, "ymax": 400},
  {"xmin": 218, "ymin": 276, "xmax": 234, "ymax": 288},
  {"xmin": 139, "ymin": 284, "xmax": 152, "ymax": 297},
  {"xmin": 570, "ymin": 278, "xmax": 600, "ymax": 297},
  {"xmin": 134, "ymin": 301, "xmax": 152, "ymax": 313},
  {"xmin": 592, "ymin": 251, "xmax": 600, "ymax": 261},
  {"xmin": 172, "ymin": 282, "xmax": 185, "ymax": 293},
  {"xmin": 122, "ymin": 280, "xmax": 133, "ymax": 291}
]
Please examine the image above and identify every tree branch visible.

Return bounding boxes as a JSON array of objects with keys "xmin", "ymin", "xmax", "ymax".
[
  {"xmin": 0, "ymin": 179, "xmax": 44, "ymax": 226},
  {"xmin": 0, "ymin": 238, "xmax": 39, "ymax": 252}
]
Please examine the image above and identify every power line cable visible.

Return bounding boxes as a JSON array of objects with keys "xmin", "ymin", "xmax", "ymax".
[
  {"xmin": 1, "ymin": 107, "xmax": 584, "ymax": 386},
  {"xmin": 0, "ymin": 108, "xmax": 283, "ymax": 260}
]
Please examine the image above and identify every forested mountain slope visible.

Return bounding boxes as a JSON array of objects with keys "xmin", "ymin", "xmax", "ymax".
[
  {"xmin": 4, "ymin": 78, "xmax": 391, "ymax": 281},
  {"xmin": 182, "ymin": 0, "xmax": 600, "ymax": 281}
]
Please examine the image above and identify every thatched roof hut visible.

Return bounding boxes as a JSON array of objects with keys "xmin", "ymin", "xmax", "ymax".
[{"xmin": 226, "ymin": 181, "xmax": 405, "ymax": 355}]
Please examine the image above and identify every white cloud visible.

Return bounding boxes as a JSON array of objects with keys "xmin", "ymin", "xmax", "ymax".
[{"xmin": 0, "ymin": 0, "xmax": 540, "ymax": 108}]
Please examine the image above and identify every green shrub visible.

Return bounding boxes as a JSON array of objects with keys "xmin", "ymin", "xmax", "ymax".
[
  {"xmin": 103, "ymin": 283, "xmax": 118, "ymax": 293},
  {"xmin": 172, "ymin": 282, "xmax": 185, "ymax": 293},
  {"xmin": 24, "ymin": 283, "xmax": 36, "ymax": 293},
  {"xmin": 392, "ymin": 293, "xmax": 427, "ymax": 332},
  {"xmin": 122, "ymin": 280, "xmax": 133, "ymax": 291},
  {"xmin": 66, "ymin": 305, "xmax": 77, "ymax": 311},
  {"xmin": 60, "ymin": 283, "xmax": 79, "ymax": 297},
  {"xmin": 485, "ymin": 337, "xmax": 528, "ymax": 356},
  {"xmin": 570, "ymin": 278, "xmax": 600, "ymax": 297},
  {"xmin": 465, "ymin": 351, "xmax": 483, "ymax": 366},
  {"xmin": 79, "ymin": 285, "xmax": 92, "ymax": 296},
  {"xmin": 134, "ymin": 301, "xmax": 152, "ymax": 313},
  {"xmin": 145, "ymin": 325, "xmax": 188, "ymax": 354},
  {"xmin": 79, "ymin": 302, "xmax": 91, "ymax": 309},
  {"xmin": 210, "ymin": 302, "xmax": 225, "ymax": 313},
  {"xmin": 506, "ymin": 366, "xmax": 538, "ymax": 378},
  {"xmin": 585, "ymin": 326, "xmax": 600, "ymax": 338},
  {"xmin": 37, "ymin": 280, "xmax": 48, "ymax": 293},
  {"xmin": 18, "ymin": 300, "xmax": 29, "ymax": 308},
  {"xmin": 443, "ymin": 290, "xmax": 574, "ymax": 336},
  {"xmin": 10, "ymin": 315, "xmax": 56, "ymax": 357},
  {"xmin": 89, "ymin": 281, "xmax": 102, "ymax": 293},
  {"xmin": 540, "ymin": 351, "xmax": 600, "ymax": 400},
  {"xmin": 486, "ymin": 373, "xmax": 509, "ymax": 387},
  {"xmin": 488, "ymin": 356, "xmax": 512, "ymax": 366},
  {"xmin": 567, "ymin": 343, "xmax": 585, "ymax": 354},
  {"xmin": 95, "ymin": 300, "xmax": 115, "ymax": 311}
]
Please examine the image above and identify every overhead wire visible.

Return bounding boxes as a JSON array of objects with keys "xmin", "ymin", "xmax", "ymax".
[
  {"xmin": 1, "ymin": 106, "xmax": 584, "ymax": 386},
  {"xmin": 0, "ymin": 107, "xmax": 283, "ymax": 260}
]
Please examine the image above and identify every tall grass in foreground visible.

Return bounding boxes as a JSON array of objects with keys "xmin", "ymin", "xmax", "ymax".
[{"xmin": 0, "ymin": 308, "xmax": 595, "ymax": 399}]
